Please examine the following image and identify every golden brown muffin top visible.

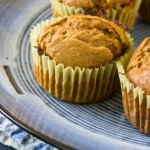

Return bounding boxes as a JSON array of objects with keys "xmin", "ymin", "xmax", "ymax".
[
  {"xmin": 37, "ymin": 15, "xmax": 130, "ymax": 68},
  {"xmin": 126, "ymin": 37, "xmax": 150, "ymax": 93},
  {"xmin": 58, "ymin": 0, "xmax": 133, "ymax": 9}
]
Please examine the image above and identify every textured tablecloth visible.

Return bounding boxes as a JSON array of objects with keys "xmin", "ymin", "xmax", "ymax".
[{"xmin": 0, "ymin": 113, "xmax": 59, "ymax": 150}]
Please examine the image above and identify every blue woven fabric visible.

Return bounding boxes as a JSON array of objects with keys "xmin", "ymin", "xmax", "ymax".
[{"xmin": 0, "ymin": 113, "xmax": 59, "ymax": 150}]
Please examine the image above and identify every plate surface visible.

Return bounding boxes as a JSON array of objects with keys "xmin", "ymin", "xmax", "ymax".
[{"xmin": 0, "ymin": 0, "xmax": 150, "ymax": 150}]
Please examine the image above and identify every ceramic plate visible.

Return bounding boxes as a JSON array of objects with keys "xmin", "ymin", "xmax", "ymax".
[{"xmin": 1, "ymin": 0, "xmax": 150, "ymax": 149}]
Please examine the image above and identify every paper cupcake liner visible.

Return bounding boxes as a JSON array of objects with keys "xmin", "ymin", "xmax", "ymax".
[
  {"xmin": 50, "ymin": 0, "xmax": 82, "ymax": 17},
  {"xmin": 30, "ymin": 18, "xmax": 133, "ymax": 103},
  {"xmin": 139, "ymin": 0, "xmax": 150, "ymax": 24},
  {"xmin": 50, "ymin": 0, "xmax": 142, "ymax": 28},
  {"xmin": 116, "ymin": 61, "xmax": 150, "ymax": 135}
]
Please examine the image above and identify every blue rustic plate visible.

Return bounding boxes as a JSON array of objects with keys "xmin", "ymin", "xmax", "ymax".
[{"xmin": 0, "ymin": 0, "xmax": 150, "ymax": 149}]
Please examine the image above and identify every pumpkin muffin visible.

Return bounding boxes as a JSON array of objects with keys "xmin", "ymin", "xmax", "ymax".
[
  {"xmin": 30, "ymin": 15, "xmax": 133, "ymax": 103},
  {"xmin": 139, "ymin": 0, "xmax": 150, "ymax": 24},
  {"xmin": 50, "ymin": 0, "xmax": 142, "ymax": 29},
  {"xmin": 116, "ymin": 37, "xmax": 150, "ymax": 135}
]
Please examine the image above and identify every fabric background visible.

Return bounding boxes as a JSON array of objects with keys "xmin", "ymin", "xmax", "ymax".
[{"xmin": 0, "ymin": 113, "xmax": 59, "ymax": 150}]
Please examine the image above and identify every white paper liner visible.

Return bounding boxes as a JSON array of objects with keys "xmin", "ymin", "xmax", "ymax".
[
  {"xmin": 50, "ymin": 0, "xmax": 142, "ymax": 28},
  {"xmin": 116, "ymin": 61, "xmax": 150, "ymax": 135},
  {"xmin": 50, "ymin": 0, "xmax": 82, "ymax": 17},
  {"xmin": 30, "ymin": 17, "xmax": 133, "ymax": 103}
]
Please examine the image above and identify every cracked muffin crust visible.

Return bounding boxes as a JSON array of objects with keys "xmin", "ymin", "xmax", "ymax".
[
  {"xmin": 50, "ymin": 0, "xmax": 141, "ymax": 29},
  {"xmin": 30, "ymin": 15, "xmax": 133, "ymax": 103},
  {"xmin": 126, "ymin": 37, "xmax": 150, "ymax": 93},
  {"xmin": 37, "ymin": 15, "xmax": 129, "ymax": 68},
  {"xmin": 116, "ymin": 38, "xmax": 150, "ymax": 135},
  {"xmin": 58, "ymin": 0, "xmax": 133, "ymax": 9}
]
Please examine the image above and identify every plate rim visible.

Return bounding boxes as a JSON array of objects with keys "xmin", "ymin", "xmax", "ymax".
[{"xmin": 0, "ymin": 0, "xmax": 150, "ymax": 150}]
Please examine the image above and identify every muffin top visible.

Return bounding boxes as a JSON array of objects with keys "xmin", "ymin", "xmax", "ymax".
[
  {"xmin": 58, "ymin": 0, "xmax": 132, "ymax": 9},
  {"xmin": 126, "ymin": 37, "xmax": 150, "ymax": 93},
  {"xmin": 37, "ymin": 15, "xmax": 130, "ymax": 68}
]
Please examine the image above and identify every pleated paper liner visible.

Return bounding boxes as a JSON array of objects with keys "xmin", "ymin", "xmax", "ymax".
[
  {"xmin": 30, "ymin": 18, "xmax": 133, "ymax": 103},
  {"xmin": 139, "ymin": 0, "xmax": 150, "ymax": 24},
  {"xmin": 116, "ymin": 61, "xmax": 150, "ymax": 135},
  {"xmin": 50, "ymin": 0, "xmax": 142, "ymax": 29}
]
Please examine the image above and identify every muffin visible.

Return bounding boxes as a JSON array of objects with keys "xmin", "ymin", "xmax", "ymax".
[
  {"xmin": 116, "ymin": 37, "xmax": 150, "ymax": 135},
  {"xmin": 50, "ymin": 0, "xmax": 142, "ymax": 29},
  {"xmin": 139, "ymin": 0, "xmax": 150, "ymax": 24},
  {"xmin": 30, "ymin": 15, "xmax": 133, "ymax": 103}
]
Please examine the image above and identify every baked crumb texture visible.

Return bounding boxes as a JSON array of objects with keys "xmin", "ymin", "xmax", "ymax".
[
  {"xmin": 126, "ymin": 38, "xmax": 150, "ymax": 94},
  {"xmin": 37, "ymin": 15, "xmax": 129, "ymax": 68},
  {"xmin": 30, "ymin": 16, "xmax": 133, "ymax": 103},
  {"xmin": 50, "ymin": 0, "xmax": 142, "ymax": 28},
  {"xmin": 58, "ymin": 0, "xmax": 132, "ymax": 9},
  {"xmin": 116, "ymin": 38, "xmax": 150, "ymax": 135}
]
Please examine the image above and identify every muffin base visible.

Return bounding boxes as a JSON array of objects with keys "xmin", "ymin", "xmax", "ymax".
[
  {"xmin": 30, "ymin": 18, "xmax": 133, "ymax": 103},
  {"xmin": 117, "ymin": 62, "xmax": 150, "ymax": 135},
  {"xmin": 50, "ymin": 0, "xmax": 142, "ymax": 28}
]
